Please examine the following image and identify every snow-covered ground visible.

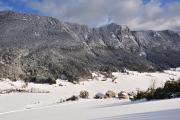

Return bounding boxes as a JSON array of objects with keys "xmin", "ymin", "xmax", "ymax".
[
  {"xmin": 0, "ymin": 98, "xmax": 180, "ymax": 120},
  {"xmin": 0, "ymin": 68, "xmax": 180, "ymax": 119}
]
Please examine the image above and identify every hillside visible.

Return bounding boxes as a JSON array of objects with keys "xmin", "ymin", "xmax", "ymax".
[{"xmin": 0, "ymin": 11, "xmax": 180, "ymax": 82}]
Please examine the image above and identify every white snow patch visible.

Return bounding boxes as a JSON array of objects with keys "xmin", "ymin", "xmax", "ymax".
[
  {"xmin": 153, "ymin": 32, "xmax": 161, "ymax": 38},
  {"xmin": 129, "ymin": 35, "xmax": 135, "ymax": 40},
  {"xmin": 34, "ymin": 32, "xmax": 40, "ymax": 37},
  {"xmin": 139, "ymin": 51, "xmax": 147, "ymax": 57},
  {"xmin": 84, "ymin": 34, "xmax": 88, "ymax": 39},
  {"xmin": 37, "ymin": 16, "xmax": 40, "ymax": 19},
  {"xmin": 121, "ymin": 25, "xmax": 128, "ymax": 31},
  {"xmin": 22, "ymin": 18, "xmax": 27, "ymax": 21},
  {"xmin": 22, "ymin": 17, "xmax": 27, "ymax": 21},
  {"xmin": 111, "ymin": 33, "xmax": 116, "ymax": 38},
  {"xmin": 123, "ymin": 35, "xmax": 129, "ymax": 38},
  {"xmin": 49, "ymin": 20, "xmax": 54, "ymax": 25},
  {"xmin": 0, "ymin": 61, "xmax": 4, "ymax": 64}
]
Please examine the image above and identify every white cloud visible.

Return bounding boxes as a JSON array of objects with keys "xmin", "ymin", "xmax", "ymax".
[{"xmin": 26, "ymin": 0, "xmax": 180, "ymax": 30}]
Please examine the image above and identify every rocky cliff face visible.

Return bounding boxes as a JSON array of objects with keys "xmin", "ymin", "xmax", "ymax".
[{"xmin": 0, "ymin": 11, "xmax": 180, "ymax": 82}]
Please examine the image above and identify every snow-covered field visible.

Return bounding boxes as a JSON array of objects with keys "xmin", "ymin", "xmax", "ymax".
[
  {"xmin": 0, "ymin": 68, "xmax": 180, "ymax": 120},
  {"xmin": 0, "ymin": 98, "xmax": 180, "ymax": 120}
]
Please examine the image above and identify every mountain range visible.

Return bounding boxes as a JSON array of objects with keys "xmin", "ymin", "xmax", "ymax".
[{"xmin": 0, "ymin": 11, "xmax": 180, "ymax": 82}]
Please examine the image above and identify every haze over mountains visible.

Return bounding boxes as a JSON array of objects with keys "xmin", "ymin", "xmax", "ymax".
[{"xmin": 0, "ymin": 11, "xmax": 180, "ymax": 82}]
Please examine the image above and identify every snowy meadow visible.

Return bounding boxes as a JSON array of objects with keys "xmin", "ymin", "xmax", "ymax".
[{"xmin": 0, "ymin": 68, "xmax": 180, "ymax": 120}]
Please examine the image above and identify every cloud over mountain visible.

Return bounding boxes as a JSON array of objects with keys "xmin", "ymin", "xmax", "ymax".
[
  {"xmin": 27, "ymin": 0, "xmax": 180, "ymax": 30},
  {"xmin": 0, "ymin": 0, "xmax": 180, "ymax": 30}
]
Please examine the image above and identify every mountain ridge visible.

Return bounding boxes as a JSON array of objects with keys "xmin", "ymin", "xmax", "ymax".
[{"xmin": 0, "ymin": 10, "xmax": 180, "ymax": 82}]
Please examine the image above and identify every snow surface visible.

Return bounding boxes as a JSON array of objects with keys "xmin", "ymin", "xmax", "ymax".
[
  {"xmin": 0, "ymin": 69, "xmax": 180, "ymax": 119},
  {"xmin": 34, "ymin": 32, "xmax": 40, "ymax": 37},
  {"xmin": 111, "ymin": 33, "xmax": 116, "ymax": 38},
  {"xmin": 0, "ymin": 98, "xmax": 180, "ymax": 120}
]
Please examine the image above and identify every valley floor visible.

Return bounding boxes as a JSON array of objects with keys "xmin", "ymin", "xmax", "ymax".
[{"xmin": 0, "ymin": 68, "xmax": 180, "ymax": 120}]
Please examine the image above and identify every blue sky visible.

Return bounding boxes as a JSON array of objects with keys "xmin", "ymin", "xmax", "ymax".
[
  {"xmin": 0, "ymin": 0, "xmax": 38, "ymax": 13},
  {"xmin": 0, "ymin": 0, "xmax": 180, "ymax": 30},
  {"xmin": 143, "ymin": 0, "xmax": 180, "ymax": 5}
]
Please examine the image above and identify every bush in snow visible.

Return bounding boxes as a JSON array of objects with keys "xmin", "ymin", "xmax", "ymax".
[
  {"xmin": 66, "ymin": 95, "xmax": 79, "ymax": 101},
  {"xmin": 134, "ymin": 90, "xmax": 146, "ymax": 100},
  {"xmin": 128, "ymin": 92, "xmax": 135, "ymax": 101},
  {"xmin": 79, "ymin": 90, "xmax": 89, "ymax": 99},
  {"xmin": 134, "ymin": 79, "xmax": 180, "ymax": 100},
  {"xmin": 94, "ymin": 93, "xmax": 105, "ymax": 99},
  {"xmin": 118, "ymin": 91, "xmax": 129, "ymax": 99},
  {"xmin": 29, "ymin": 76, "xmax": 56, "ymax": 85},
  {"xmin": 105, "ymin": 90, "xmax": 116, "ymax": 98},
  {"xmin": 154, "ymin": 79, "xmax": 180, "ymax": 99}
]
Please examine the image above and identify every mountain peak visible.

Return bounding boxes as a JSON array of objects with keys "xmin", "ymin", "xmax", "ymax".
[{"xmin": 99, "ymin": 22, "xmax": 130, "ymax": 33}]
